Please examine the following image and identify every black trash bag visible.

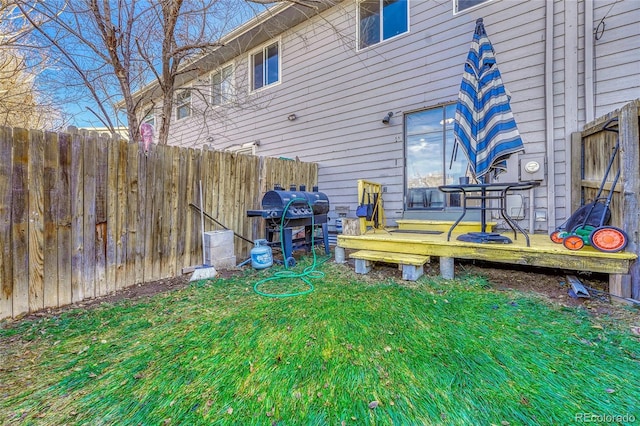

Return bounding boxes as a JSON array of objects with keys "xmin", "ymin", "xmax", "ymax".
[{"xmin": 565, "ymin": 201, "xmax": 611, "ymax": 232}]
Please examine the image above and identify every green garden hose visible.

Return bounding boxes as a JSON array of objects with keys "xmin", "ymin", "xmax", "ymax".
[{"xmin": 253, "ymin": 198, "xmax": 328, "ymax": 298}]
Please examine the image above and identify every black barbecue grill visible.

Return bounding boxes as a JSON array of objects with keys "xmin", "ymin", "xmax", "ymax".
[{"xmin": 247, "ymin": 185, "xmax": 330, "ymax": 264}]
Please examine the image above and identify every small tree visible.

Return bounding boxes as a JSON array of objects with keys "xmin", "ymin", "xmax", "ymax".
[
  {"xmin": 15, "ymin": 0, "xmax": 258, "ymax": 144},
  {"xmin": 0, "ymin": 1, "xmax": 60, "ymax": 128}
]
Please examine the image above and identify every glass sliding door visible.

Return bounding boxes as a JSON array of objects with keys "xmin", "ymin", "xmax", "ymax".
[{"xmin": 404, "ymin": 104, "xmax": 475, "ymax": 217}]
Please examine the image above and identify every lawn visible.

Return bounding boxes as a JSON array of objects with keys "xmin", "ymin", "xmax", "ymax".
[{"xmin": 1, "ymin": 258, "xmax": 639, "ymax": 425}]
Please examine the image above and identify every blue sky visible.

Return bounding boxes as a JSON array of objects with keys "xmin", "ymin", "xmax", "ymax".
[{"xmin": 47, "ymin": 1, "xmax": 272, "ymax": 129}]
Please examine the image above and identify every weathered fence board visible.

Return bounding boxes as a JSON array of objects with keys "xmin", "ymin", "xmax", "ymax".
[
  {"xmin": 151, "ymin": 145, "xmax": 164, "ymax": 281},
  {"xmin": 116, "ymin": 139, "xmax": 129, "ymax": 288},
  {"xmin": 143, "ymin": 146, "xmax": 156, "ymax": 283},
  {"xmin": 83, "ymin": 132, "xmax": 97, "ymax": 300},
  {"xmin": 57, "ymin": 133, "xmax": 72, "ymax": 307},
  {"xmin": 580, "ymin": 100, "xmax": 640, "ymax": 300},
  {"xmin": 95, "ymin": 136, "xmax": 108, "ymax": 296},
  {"xmin": 70, "ymin": 132, "xmax": 84, "ymax": 303},
  {"xmin": 184, "ymin": 148, "xmax": 199, "ymax": 269},
  {"xmin": 0, "ymin": 127, "xmax": 13, "ymax": 318},
  {"xmin": 105, "ymin": 135, "xmax": 118, "ymax": 295},
  {"xmin": 11, "ymin": 129, "xmax": 29, "ymax": 315},
  {"xmin": 28, "ymin": 130, "xmax": 45, "ymax": 312},
  {"xmin": 168, "ymin": 146, "xmax": 180, "ymax": 276},
  {"xmin": 134, "ymin": 147, "xmax": 147, "ymax": 285},
  {"xmin": 0, "ymin": 129, "xmax": 318, "ymax": 319},
  {"xmin": 125, "ymin": 141, "xmax": 139, "ymax": 287},
  {"xmin": 174, "ymin": 148, "xmax": 188, "ymax": 273},
  {"xmin": 620, "ymin": 102, "xmax": 640, "ymax": 300},
  {"xmin": 44, "ymin": 131, "xmax": 59, "ymax": 308}
]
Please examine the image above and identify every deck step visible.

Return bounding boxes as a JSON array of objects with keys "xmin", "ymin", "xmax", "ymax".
[
  {"xmin": 396, "ymin": 219, "xmax": 496, "ymax": 233},
  {"xmin": 349, "ymin": 250, "xmax": 430, "ymax": 281}
]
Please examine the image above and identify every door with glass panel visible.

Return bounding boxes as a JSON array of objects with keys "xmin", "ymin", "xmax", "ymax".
[{"xmin": 404, "ymin": 104, "xmax": 478, "ymax": 219}]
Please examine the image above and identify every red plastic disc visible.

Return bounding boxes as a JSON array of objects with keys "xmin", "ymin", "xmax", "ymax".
[
  {"xmin": 550, "ymin": 231, "xmax": 563, "ymax": 244},
  {"xmin": 590, "ymin": 227, "xmax": 628, "ymax": 253},
  {"xmin": 563, "ymin": 235, "xmax": 584, "ymax": 251}
]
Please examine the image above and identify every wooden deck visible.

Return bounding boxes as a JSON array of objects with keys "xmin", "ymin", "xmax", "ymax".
[{"xmin": 337, "ymin": 229, "xmax": 637, "ymax": 276}]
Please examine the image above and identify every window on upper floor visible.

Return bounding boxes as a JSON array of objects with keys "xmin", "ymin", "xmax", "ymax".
[
  {"xmin": 251, "ymin": 41, "xmax": 279, "ymax": 91},
  {"xmin": 454, "ymin": 0, "xmax": 491, "ymax": 13},
  {"xmin": 212, "ymin": 64, "xmax": 234, "ymax": 106},
  {"xmin": 142, "ymin": 110, "xmax": 155, "ymax": 127},
  {"xmin": 358, "ymin": 0, "xmax": 409, "ymax": 50},
  {"xmin": 176, "ymin": 89, "xmax": 191, "ymax": 120}
]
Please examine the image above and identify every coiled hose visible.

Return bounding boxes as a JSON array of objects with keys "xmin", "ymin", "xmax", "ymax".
[{"xmin": 253, "ymin": 198, "xmax": 328, "ymax": 298}]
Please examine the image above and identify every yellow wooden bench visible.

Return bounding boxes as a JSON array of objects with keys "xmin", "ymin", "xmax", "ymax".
[{"xmin": 349, "ymin": 250, "xmax": 430, "ymax": 281}]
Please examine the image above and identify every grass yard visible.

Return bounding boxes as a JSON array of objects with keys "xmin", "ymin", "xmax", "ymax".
[{"xmin": 1, "ymin": 258, "xmax": 639, "ymax": 425}]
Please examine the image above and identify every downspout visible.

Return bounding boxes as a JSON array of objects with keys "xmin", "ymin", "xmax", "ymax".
[
  {"xmin": 545, "ymin": 0, "xmax": 556, "ymax": 231},
  {"xmin": 585, "ymin": 0, "xmax": 595, "ymax": 123},
  {"xmin": 564, "ymin": 0, "xmax": 579, "ymax": 228}
]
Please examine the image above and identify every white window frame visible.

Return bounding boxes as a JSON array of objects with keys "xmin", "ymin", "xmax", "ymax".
[
  {"xmin": 453, "ymin": 0, "xmax": 492, "ymax": 14},
  {"xmin": 142, "ymin": 109, "xmax": 155, "ymax": 127},
  {"xmin": 211, "ymin": 63, "xmax": 234, "ymax": 106},
  {"xmin": 227, "ymin": 141, "xmax": 259, "ymax": 155},
  {"xmin": 357, "ymin": 0, "xmax": 410, "ymax": 51},
  {"xmin": 175, "ymin": 88, "xmax": 191, "ymax": 121},
  {"xmin": 249, "ymin": 40, "xmax": 281, "ymax": 92}
]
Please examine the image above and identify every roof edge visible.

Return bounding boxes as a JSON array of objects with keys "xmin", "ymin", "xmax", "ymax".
[{"xmin": 115, "ymin": 1, "xmax": 298, "ymax": 111}]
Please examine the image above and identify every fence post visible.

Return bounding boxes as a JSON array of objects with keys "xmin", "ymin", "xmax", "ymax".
[{"xmin": 620, "ymin": 101, "xmax": 640, "ymax": 299}]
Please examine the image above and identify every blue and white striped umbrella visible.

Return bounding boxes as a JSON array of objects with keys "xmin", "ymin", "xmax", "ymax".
[{"xmin": 453, "ymin": 18, "xmax": 524, "ymax": 181}]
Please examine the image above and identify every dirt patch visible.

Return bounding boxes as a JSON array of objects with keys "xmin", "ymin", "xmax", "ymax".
[
  {"xmin": 4, "ymin": 268, "xmax": 244, "ymax": 324},
  {"xmin": 456, "ymin": 260, "xmax": 640, "ymax": 327},
  {"xmin": 3, "ymin": 257, "xmax": 636, "ymax": 328},
  {"xmin": 340, "ymin": 252, "xmax": 637, "ymax": 325}
]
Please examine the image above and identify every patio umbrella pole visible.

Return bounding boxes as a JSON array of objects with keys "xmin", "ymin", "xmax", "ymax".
[{"xmin": 452, "ymin": 18, "xmax": 525, "ymax": 244}]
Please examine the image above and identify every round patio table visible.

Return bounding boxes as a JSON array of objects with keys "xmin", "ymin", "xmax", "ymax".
[{"xmin": 438, "ymin": 181, "xmax": 540, "ymax": 246}]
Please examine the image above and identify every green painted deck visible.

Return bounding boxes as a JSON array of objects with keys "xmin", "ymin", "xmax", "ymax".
[{"xmin": 337, "ymin": 228, "xmax": 636, "ymax": 275}]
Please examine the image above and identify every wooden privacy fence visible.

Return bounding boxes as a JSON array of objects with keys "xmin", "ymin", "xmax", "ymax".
[
  {"xmin": 0, "ymin": 127, "xmax": 318, "ymax": 319},
  {"xmin": 573, "ymin": 99, "xmax": 640, "ymax": 300}
]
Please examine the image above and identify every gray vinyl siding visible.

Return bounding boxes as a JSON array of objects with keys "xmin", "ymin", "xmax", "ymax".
[
  {"xmin": 159, "ymin": 0, "xmax": 638, "ymax": 232},
  {"xmin": 551, "ymin": 0, "xmax": 570, "ymax": 225},
  {"xmin": 593, "ymin": 0, "xmax": 640, "ymax": 117}
]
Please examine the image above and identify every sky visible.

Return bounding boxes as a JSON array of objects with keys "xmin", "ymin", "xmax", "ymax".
[{"xmin": 40, "ymin": 1, "xmax": 273, "ymax": 130}]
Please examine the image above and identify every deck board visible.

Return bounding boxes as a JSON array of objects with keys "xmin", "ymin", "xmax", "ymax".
[
  {"xmin": 349, "ymin": 250, "xmax": 430, "ymax": 266},
  {"xmin": 337, "ymin": 231, "xmax": 636, "ymax": 275}
]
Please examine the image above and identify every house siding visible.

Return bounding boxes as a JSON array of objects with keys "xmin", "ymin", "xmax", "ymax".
[
  {"xmin": 593, "ymin": 0, "xmax": 640, "ymax": 117},
  {"xmin": 159, "ymin": 0, "xmax": 638, "ymax": 233}
]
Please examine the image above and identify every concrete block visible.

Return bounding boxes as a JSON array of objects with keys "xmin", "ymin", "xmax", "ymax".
[
  {"xmin": 204, "ymin": 230, "xmax": 235, "ymax": 267},
  {"xmin": 207, "ymin": 255, "xmax": 236, "ymax": 269},
  {"xmin": 440, "ymin": 257, "xmax": 455, "ymax": 279},
  {"xmin": 402, "ymin": 264, "xmax": 424, "ymax": 281},
  {"xmin": 204, "ymin": 229, "xmax": 233, "ymax": 247},
  {"xmin": 334, "ymin": 246, "xmax": 346, "ymax": 263},
  {"xmin": 354, "ymin": 258, "xmax": 372, "ymax": 274}
]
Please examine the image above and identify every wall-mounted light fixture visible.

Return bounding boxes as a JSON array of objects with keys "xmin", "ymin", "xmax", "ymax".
[
  {"xmin": 382, "ymin": 111, "xmax": 393, "ymax": 124},
  {"xmin": 288, "ymin": 113, "xmax": 297, "ymax": 121}
]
